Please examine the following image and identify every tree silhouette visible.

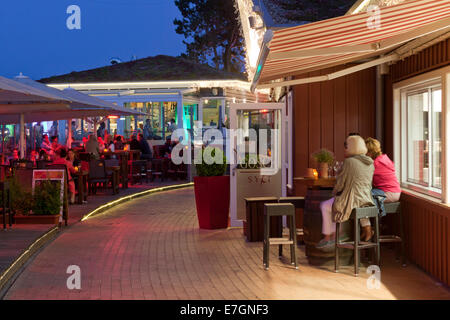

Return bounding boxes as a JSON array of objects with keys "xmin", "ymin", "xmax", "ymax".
[{"xmin": 174, "ymin": 0, "xmax": 245, "ymax": 73}]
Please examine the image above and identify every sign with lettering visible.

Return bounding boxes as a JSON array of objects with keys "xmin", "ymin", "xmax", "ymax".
[{"xmin": 236, "ymin": 169, "xmax": 281, "ymax": 220}]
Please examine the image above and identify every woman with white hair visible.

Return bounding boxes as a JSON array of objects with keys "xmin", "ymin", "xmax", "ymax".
[{"xmin": 316, "ymin": 134, "xmax": 375, "ymax": 249}]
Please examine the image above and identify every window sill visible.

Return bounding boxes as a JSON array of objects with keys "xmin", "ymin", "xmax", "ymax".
[{"xmin": 401, "ymin": 188, "xmax": 450, "ymax": 209}]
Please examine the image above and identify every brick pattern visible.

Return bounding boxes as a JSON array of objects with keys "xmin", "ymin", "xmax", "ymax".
[{"xmin": 5, "ymin": 188, "xmax": 450, "ymax": 300}]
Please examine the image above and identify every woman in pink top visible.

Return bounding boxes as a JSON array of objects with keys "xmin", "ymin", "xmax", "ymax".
[
  {"xmin": 365, "ymin": 138, "xmax": 401, "ymax": 202},
  {"xmin": 361, "ymin": 138, "xmax": 401, "ymax": 241}
]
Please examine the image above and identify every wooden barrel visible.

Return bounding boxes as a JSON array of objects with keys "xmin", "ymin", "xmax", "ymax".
[{"xmin": 303, "ymin": 188, "xmax": 352, "ymax": 266}]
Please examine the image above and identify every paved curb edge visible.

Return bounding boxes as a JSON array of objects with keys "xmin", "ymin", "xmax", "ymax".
[
  {"xmin": 80, "ymin": 182, "xmax": 194, "ymax": 221},
  {"xmin": 0, "ymin": 226, "xmax": 59, "ymax": 293}
]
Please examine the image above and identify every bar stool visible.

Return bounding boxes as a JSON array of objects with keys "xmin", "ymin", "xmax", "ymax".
[
  {"xmin": 263, "ymin": 203, "xmax": 297, "ymax": 270},
  {"xmin": 379, "ymin": 202, "xmax": 406, "ymax": 267},
  {"xmin": 278, "ymin": 196, "xmax": 305, "ymax": 249},
  {"xmin": 335, "ymin": 206, "xmax": 380, "ymax": 276}
]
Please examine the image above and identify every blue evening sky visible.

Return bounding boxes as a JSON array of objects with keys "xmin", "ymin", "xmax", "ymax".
[{"xmin": 0, "ymin": 0, "xmax": 185, "ymax": 80}]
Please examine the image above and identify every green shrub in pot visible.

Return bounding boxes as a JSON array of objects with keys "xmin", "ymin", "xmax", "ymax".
[
  {"xmin": 32, "ymin": 180, "xmax": 61, "ymax": 215},
  {"xmin": 195, "ymin": 146, "xmax": 227, "ymax": 177},
  {"xmin": 3, "ymin": 176, "xmax": 34, "ymax": 215}
]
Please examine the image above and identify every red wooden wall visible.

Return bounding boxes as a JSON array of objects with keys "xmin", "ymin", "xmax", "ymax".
[{"xmin": 384, "ymin": 38, "xmax": 450, "ymax": 286}]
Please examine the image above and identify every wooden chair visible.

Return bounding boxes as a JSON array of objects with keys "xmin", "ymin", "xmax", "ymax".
[
  {"xmin": 36, "ymin": 160, "xmax": 52, "ymax": 169},
  {"xmin": 167, "ymin": 161, "xmax": 178, "ymax": 180},
  {"xmin": 176, "ymin": 163, "xmax": 188, "ymax": 180},
  {"xmin": 263, "ymin": 203, "xmax": 298, "ymax": 270},
  {"xmin": 129, "ymin": 160, "xmax": 147, "ymax": 185},
  {"xmin": 145, "ymin": 160, "xmax": 153, "ymax": 183},
  {"xmin": 151, "ymin": 159, "xmax": 164, "ymax": 182},
  {"xmin": 0, "ymin": 181, "xmax": 12, "ymax": 229},
  {"xmin": 104, "ymin": 159, "xmax": 120, "ymax": 195},
  {"xmin": 87, "ymin": 159, "xmax": 110, "ymax": 195}
]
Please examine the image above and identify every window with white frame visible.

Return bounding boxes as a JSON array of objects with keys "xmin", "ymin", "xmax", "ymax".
[{"xmin": 396, "ymin": 75, "xmax": 446, "ymax": 200}]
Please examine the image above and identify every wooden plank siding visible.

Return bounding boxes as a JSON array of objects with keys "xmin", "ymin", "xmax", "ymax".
[
  {"xmin": 384, "ymin": 38, "xmax": 450, "ymax": 286},
  {"xmin": 293, "ymin": 67, "xmax": 377, "ymax": 184},
  {"xmin": 400, "ymin": 192, "xmax": 450, "ymax": 286}
]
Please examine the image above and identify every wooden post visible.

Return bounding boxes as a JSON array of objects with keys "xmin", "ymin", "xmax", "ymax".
[
  {"xmin": 67, "ymin": 119, "xmax": 73, "ymax": 148},
  {"xmin": 20, "ymin": 113, "xmax": 25, "ymax": 159}
]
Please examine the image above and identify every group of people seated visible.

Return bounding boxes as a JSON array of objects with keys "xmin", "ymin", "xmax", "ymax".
[
  {"xmin": 80, "ymin": 132, "xmax": 154, "ymax": 160},
  {"xmin": 317, "ymin": 134, "xmax": 401, "ymax": 249}
]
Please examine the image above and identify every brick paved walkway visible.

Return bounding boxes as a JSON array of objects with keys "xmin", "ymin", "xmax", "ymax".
[
  {"xmin": 4, "ymin": 187, "xmax": 450, "ymax": 300},
  {"xmin": 0, "ymin": 180, "xmax": 186, "ymax": 283}
]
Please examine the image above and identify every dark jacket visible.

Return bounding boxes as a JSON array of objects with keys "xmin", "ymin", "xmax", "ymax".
[
  {"xmin": 130, "ymin": 139, "xmax": 141, "ymax": 151},
  {"xmin": 139, "ymin": 139, "xmax": 152, "ymax": 156}
]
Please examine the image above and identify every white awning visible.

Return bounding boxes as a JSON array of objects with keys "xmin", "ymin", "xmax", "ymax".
[{"xmin": 254, "ymin": 0, "xmax": 450, "ymax": 88}]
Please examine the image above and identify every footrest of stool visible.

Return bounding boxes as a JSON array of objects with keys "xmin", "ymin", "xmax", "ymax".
[
  {"xmin": 268, "ymin": 238, "xmax": 294, "ymax": 245},
  {"xmin": 380, "ymin": 235, "xmax": 402, "ymax": 243}
]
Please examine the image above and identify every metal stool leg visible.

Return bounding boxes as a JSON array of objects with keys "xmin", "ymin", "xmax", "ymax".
[
  {"xmin": 335, "ymin": 222, "xmax": 340, "ymax": 273},
  {"xmin": 291, "ymin": 214, "xmax": 298, "ymax": 269},
  {"xmin": 398, "ymin": 209, "xmax": 407, "ymax": 267},
  {"xmin": 263, "ymin": 212, "xmax": 269, "ymax": 270},
  {"xmin": 354, "ymin": 217, "xmax": 360, "ymax": 277},
  {"xmin": 375, "ymin": 216, "xmax": 380, "ymax": 265},
  {"xmin": 278, "ymin": 217, "xmax": 283, "ymax": 258}
]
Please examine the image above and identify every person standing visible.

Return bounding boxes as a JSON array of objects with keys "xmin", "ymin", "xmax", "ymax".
[
  {"xmin": 143, "ymin": 119, "xmax": 153, "ymax": 140},
  {"xmin": 33, "ymin": 122, "xmax": 43, "ymax": 151},
  {"xmin": 97, "ymin": 122, "xmax": 106, "ymax": 139},
  {"xmin": 40, "ymin": 134, "xmax": 52, "ymax": 153},
  {"xmin": 49, "ymin": 121, "xmax": 58, "ymax": 138}
]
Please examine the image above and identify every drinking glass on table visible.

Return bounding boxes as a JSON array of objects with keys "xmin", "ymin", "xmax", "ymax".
[{"xmin": 333, "ymin": 161, "xmax": 343, "ymax": 176}]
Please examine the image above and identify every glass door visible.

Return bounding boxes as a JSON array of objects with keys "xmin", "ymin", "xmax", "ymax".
[{"xmin": 229, "ymin": 103, "xmax": 286, "ymax": 227}]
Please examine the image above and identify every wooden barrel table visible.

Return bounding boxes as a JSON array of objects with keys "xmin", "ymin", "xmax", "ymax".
[{"xmin": 302, "ymin": 185, "xmax": 353, "ymax": 266}]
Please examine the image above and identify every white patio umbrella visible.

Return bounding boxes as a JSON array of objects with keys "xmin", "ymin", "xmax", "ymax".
[
  {"xmin": 0, "ymin": 75, "xmax": 71, "ymax": 159},
  {"xmin": 1, "ymin": 75, "xmax": 145, "ymax": 152}
]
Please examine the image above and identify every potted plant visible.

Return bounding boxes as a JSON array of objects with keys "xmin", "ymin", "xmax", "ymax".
[
  {"xmin": 194, "ymin": 146, "xmax": 229, "ymax": 229},
  {"xmin": 7, "ymin": 176, "xmax": 33, "ymax": 215},
  {"xmin": 14, "ymin": 180, "xmax": 61, "ymax": 225},
  {"xmin": 312, "ymin": 148, "xmax": 334, "ymax": 178}
]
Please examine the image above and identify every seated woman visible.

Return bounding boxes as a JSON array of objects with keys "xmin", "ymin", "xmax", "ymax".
[
  {"xmin": 361, "ymin": 137, "xmax": 402, "ymax": 241},
  {"xmin": 317, "ymin": 135, "xmax": 375, "ymax": 249},
  {"xmin": 53, "ymin": 147, "xmax": 76, "ymax": 204},
  {"xmin": 67, "ymin": 149, "xmax": 80, "ymax": 168}
]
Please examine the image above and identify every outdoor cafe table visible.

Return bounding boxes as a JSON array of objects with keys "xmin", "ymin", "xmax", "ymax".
[
  {"xmin": 101, "ymin": 151, "xmax": 129, "ymax": 189},
  {"xmin": 73, "ymin": 170, "xmax": 88, "ymax": 204},
  {"xmin": 294, "ymin": 177, "xmax": 352, "ymax": 266}
]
